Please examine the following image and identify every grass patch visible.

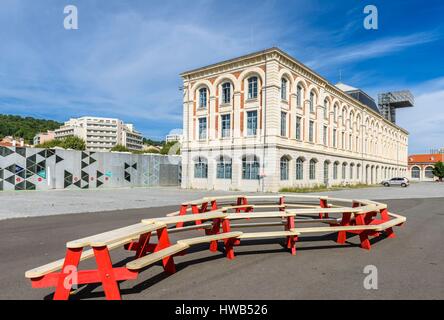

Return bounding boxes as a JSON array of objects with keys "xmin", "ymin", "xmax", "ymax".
[{"xmin": 280, "ymin": 183, "xmax": 378, "ymax": 193}]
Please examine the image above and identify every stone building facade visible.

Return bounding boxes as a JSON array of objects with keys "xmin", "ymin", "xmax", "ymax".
[{"xmin": 180, "ymin": 48, "xmax": 409, "ymax": 192}]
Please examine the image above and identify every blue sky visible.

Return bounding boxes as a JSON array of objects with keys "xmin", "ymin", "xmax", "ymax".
[{"xmin": 0, "ymin": 0, "xmax": 443, "ymax": 153}]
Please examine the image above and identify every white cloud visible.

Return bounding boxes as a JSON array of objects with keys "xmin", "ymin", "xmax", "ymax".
[
  {"xmin": 396, "ymin": 77, "xmax": 444, "ymax": 153},
  {"xmin": 0, "ymin": 0, "xmax": 286, "ymax": 137},
  {"xmin": 307, "ymin": 31, "xmax": 441, "ymax": 70}
]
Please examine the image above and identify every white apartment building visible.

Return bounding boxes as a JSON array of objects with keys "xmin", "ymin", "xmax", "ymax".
[
  {"xmin": 55, "ymin": 117, "xmax": 143, "ymax": 152},
  {"xmin": 166, "ymin": 133, "xmax": 183, "ymax": 143},
  {"xmin": 180, "ymin": 48, "xmax": 409, "ymax": 192}
]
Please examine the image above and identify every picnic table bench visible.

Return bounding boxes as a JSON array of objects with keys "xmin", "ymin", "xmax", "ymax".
[{"xmin": 25, "ymin": 194, "xmax": 406, "ymax": 300}]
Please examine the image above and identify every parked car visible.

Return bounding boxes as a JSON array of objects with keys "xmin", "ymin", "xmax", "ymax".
[{"xmin": 381, "ymin": 177, "xmax": 410, "ymax": 187}]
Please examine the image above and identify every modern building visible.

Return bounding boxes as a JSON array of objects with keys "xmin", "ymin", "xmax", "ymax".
[
  {"xmin": 54, "ymin": 117, "xmax": 143, "ymax": 152},
  {"xmin": 166, "ymin": 133, "xmax": 183, "ymax": 143},
  {"xmin": 180, "ymin": 48, "xmax": 409, "ymax": 192},
  {"xmin": 33, "ymin": 131, "xmax": 55, "ymax": 146},
  {"xmin": 408, "ymin": 153, "xmax": 443, "ymax": 181}
]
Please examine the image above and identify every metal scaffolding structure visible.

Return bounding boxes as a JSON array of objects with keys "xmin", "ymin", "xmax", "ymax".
[{"xmin": 378, "ymin": 90, "xmax": 414, "ymax": 123}]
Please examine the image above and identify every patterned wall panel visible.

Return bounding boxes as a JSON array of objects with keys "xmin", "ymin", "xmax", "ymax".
[{"xmin": 0, "ymin": 147, "xmax": 181, "ymax": 191}]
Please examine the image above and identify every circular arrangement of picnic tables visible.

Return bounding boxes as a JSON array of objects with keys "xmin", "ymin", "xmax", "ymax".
[{"xmin": 25, "ymin": 194, "xmax": 406, "ymax": 300}]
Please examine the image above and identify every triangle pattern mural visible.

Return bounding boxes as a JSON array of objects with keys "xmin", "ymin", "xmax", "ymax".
[
  {"xmin": 5, "ymin": 175, "xmax": 15, "ymax": 185},
  {"xmin": 81, "ymin": 170, "xmax": 89, "ymax": 183},
  {"xmin": 0, "ymin": 146, "xmax": 14, "ymax": 157},
  {"xmin": 1, "ymin": 147, "xmax": 176, "ymax": 191},
  {"xmin": 96, "ymin": 170, "xmax": 105, "ymax": 188},
  {"xmin": 64, "ymin": 170, "xmax": 73, "ymax": 188},
  {"xmin": 37, "ymin": 149, "xmax": 56, "ymax": 159},
  {"xmin": 123, "ymin": 161, "xmax": 138, "ymax": 183},
  {"xmin": 16, "ymin": 147, "xmax": 26, "ymax": 158}
]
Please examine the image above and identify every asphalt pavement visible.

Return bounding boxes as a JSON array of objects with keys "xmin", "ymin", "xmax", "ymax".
[{"xmin": 1, "ymin": 197, "xmax": 443, "ymax": 300}]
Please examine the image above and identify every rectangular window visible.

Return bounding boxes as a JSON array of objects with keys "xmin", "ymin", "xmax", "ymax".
[
  {"xmin": 199, "ymin": 88, "xmax": 207, "ymax": 109},
  {"xmin": 296, "ymin": 160, "xmax": 303, "ymax": 180},
  {"xmin": 248, "ymin": 77, "xmax": 258, "ymax": 99},
  {"xmin": 342, "ymin": 132, "xmax": 345, "ymax": 149},
  {"xmin": 297, "ymin": 86, "xmax": 302, "ymax": 108},
  {"xmin": 243, "ymin": 159, "xmax": 260, "ymax": 180},
  {"xmin": 217, "ymin": 160, "xmax": 232, "ymax": 179},
  {"xmin": 247, "ymin": 111, "xmax": 258, "ymax": 136},
  {"xmin": 198, "ymin": 117, "xmax": 207, "ymax": 140},
  {"xmin": 333, "ymin": 129, "xmax": 337, "ymax": 147},
  {"xmin": 280, "ymin": 159, "xmax": 289, "ymax": 180},
  {"xmin": 222, "ymin": 83, "xmax": 231, "ymax": 104},
  {"xmin": 309, "ymin": 92, "xmax": 315, "ymax": 113},
  {"xmin": 309, "ymin": 121, "xmax": 314, "ymax": 143},
  {"xmin": 323, "ymin": 125, "xmax": 327, "ymax": 145},
  {"xmin": 309, "ymin": 161, "xmax": 316, "ymax": 180},
  {"xmin": 281, "ymin": 79, "xmax": 287, "ymax": 100},
  {"xmin": 194, "ymin": 160, "xmax": 208, "ymax": 179},
  {"xmin": 324, "ymin": 101, "xmax": 328, "ymax": 119},
  {"xmin": 221, "ymin": 114, "xmax": 231, "ymax": 138},
  {"xmin": 281, "ymin": 112, "xmax": 287, "ymax": 137},
  {"xmin": 295, "ymin": 116, "xmax": 302, "ymax": 140}
]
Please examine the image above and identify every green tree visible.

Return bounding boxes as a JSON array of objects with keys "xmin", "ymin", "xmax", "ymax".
[
  {"xmin": 142, "ymin": 137, "xmax": 164, "ymax": 146},
  {"xmin": 111, "ymin": 144, "xmax": 130, "ymax": 152},
  {"xmin": 432, "ymin": 161, "xmax": 444, "ymax": 182},
  {"xmin": 160, "ymin": 141, "xmax": 181, "ymax": 155},
  {"xmin": 60, "ymin": 136, "xmax": 86, "ymax": 150},
  {"xmin": 35, "ymin": 139, "xmax": 63, "ymax": 149},
  {"xmin": 145, "ymin": 148, "xmax": 160, "ymax": 154},
  {"xmin": 36, "ymin": 136, "xmax": 86, "ymax": 150},
  {"xmin": 0, "ymin": 114, "xmax": 62, "ymax": 144}
]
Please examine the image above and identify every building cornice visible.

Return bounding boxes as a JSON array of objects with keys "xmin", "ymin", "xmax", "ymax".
[{"xmin": 181, "ymin": 47, "xmax": 409, "ymax": 135}]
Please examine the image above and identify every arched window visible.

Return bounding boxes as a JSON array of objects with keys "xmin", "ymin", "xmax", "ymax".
[
  {"xmin": 357, "ymin": 164, "xmax": 361, "ymax": 180},
  {"xmin": 280, "ymin": 156, "xmax": 289, "ymax": 180},
  {"xmin": 248, "ymin": 77, "xmax": 258, "ymax": 99},
  {"xmin": 216, "ymin": 156, "xmax": 232, "ymax": 179},
  {"xmin": 281, "ymin": 78, "xmax": 288, "ymax": 100},
  {"xmin": 342, "ymin": 163, "xmax": 347, "ymax": 180},
  {"xmin": 425, "ymin": 166, "xmax": 434, "ymax": 178},
  {"xmin": 242, "ymin": 155, "xmax": 260, "ymax": 180},
  {"xmin": 296, "ymin": 157, "xmax": 304, "ymax": 180},
  {"xmin": 221, "ymin": 82, "xmax": 231, "ymax": 104},
  {"xmin": 194, "ymin": 157, "xmax": 208, "ymax": 178},
  {"xmin": 199, "ymin": 88, "xmax": 207, "ymax": 109},
  {"xmin": 333, "ymin": 162, "xmax": 339, "ymax": 180},
  {"xmin": 297, "ymin": 85, "xmax": 302, "ymax": 108},
  {"xmin": 309, "ymin": 159, "xmax": 317, "ymax": 180},
  {"xmin": 309, "ymin": 91, "xmax": 315, "ymax": 113}
]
